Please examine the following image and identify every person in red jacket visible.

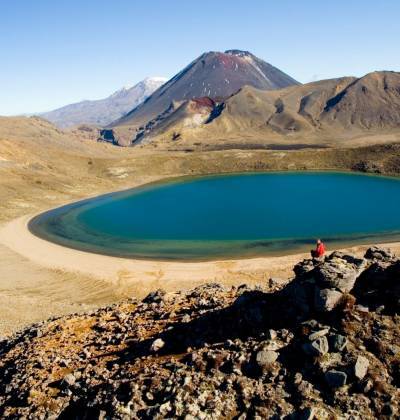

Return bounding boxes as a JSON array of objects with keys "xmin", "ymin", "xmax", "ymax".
[{"xmin": 311, "ymin": 239, "xmax": 325, "ymax": 258}]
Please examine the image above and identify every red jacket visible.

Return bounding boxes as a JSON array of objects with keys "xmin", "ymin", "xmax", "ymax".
[{"xmin": 315, "ymin": 242, "xmax": 325, "ymax": 257}]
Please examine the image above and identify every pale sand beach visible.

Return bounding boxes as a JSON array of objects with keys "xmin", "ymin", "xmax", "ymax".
[
  {"xmin": 1, "ymin": 125, "xmax": 400, "ymax": 337},
  {"xmin": 2, "ymin": 126, "xmax": 400, "ymax": 337},
  {"xmin": 1, "ymin": 210, "xmax": 400, "ymax": 337}
]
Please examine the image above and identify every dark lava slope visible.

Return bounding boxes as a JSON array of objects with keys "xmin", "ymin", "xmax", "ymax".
[{"xmin": 113, "ymin": 50, "xmax": 299, "ymax": 128}]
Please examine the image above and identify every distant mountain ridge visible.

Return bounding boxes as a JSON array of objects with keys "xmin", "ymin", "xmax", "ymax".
[
  {"xmin": 40, "ymin": 77, "xmax": 167, "ymax": 128},
  {"xmin": 132, "ymin": 70, "xmax": 400, "ymax": 149},
  {"xmin": 112, "ymin": 50, "xmax": 299, "ymax": 132}
]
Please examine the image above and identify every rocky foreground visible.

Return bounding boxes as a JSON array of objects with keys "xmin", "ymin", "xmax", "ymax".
[{"xmin": 1, "ymin": 247, "xmax": 400, "ymax": 419}]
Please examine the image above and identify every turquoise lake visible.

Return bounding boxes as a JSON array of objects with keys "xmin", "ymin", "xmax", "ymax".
[{"xmin": 29, "ymin": 172, "xmax": 400, "ymax": 260}]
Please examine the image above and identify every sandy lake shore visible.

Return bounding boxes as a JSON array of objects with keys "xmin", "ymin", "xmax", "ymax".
[
  {"xmin": 1, "ymin": 124, "xmax": 400, "ymax": 337},
  {"xmin": 1, "ymin": 211, "xmax": 400, "ymax": 337}
]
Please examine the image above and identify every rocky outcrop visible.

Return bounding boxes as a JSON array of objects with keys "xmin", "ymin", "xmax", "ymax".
[
  {"xmin": 292, "ymin": 251, "xmax": 368, "ymax": 313},
  {"xmin": 1, "ymin": 247, "xmax": 400, "ymax": 418}
]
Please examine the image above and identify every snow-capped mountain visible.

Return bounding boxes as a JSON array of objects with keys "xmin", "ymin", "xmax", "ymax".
[{"xmin": 40, "ymin": 77, "xmax": 167, "ymax": 128}]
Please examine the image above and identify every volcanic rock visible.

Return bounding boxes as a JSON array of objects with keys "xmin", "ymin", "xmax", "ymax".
[
  {"xmin": 302, "ymin": 336, "xmax": 329, "ymax": 356},
  {"xmin": 1, "ymin": 246, "xmax": 399, "ymax": 418},
  {"xmin": 314, "ymin": 288, "xmax": 344, "ymax": 312},
  {"xmin": 354, "ymin": 355, "xmax": 369, "ymax": 380},
  {"xmin": 150, "ymin": 338, "xmax": 165, "ymax": 352},
  {"xmin": 255, "ymin": 350, "xmax": 279, "ymax": 367},
  {"xmin": 329, "ymin": 334, "xmax": 348, "ymax": 352},
  {"xmin": 325, "ymin": 370, "xmax": 348, "ymax": 388},
  {"xmin": 113, "ymin": 50, "xmax": 299, "ymax": 129}
]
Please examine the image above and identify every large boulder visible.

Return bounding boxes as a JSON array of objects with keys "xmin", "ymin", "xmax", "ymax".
[
  {"xmin": 313, "ymin": 253, "xmax": 366, "ymax": 293},
  {"xmin": 290, "ymin": 247, "xmax": 398, "ymax": 315},
  {"xmin": 353, "ymin": 256, "xmax": 400, "ymax": 314},
  {"xmin": 364, "ymin": 246, "xmax": 395, "ymax": 262},
  {"xmin": 293, "ymin": 258, "xmax": 319, "ymax": 277},
  {"xmin": 314, "ymin": 288, "xmax": 344, "ymax": 312},
  {"xmin": 311, "ymin": 253, "xmax": 367, "ymax": 312}
]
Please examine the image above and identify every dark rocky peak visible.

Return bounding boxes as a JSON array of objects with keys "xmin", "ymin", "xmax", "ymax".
[
  {"xmin": 224, "ymin": 49, "xmax": 253, "ymax": 57},
  {"xmin": 111, "ymin": 49, "xmax": 299, "ymax": 134}
]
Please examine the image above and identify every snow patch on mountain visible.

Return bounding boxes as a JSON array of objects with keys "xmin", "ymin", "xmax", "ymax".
[{"xmin": 41, "ymin": 77, "xmax": 167, "ymax": 128}]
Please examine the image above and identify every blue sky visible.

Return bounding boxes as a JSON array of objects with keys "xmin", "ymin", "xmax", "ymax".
[{"xmin": 1, "ymin": 0, "xmax": 399, "ymax": 115}]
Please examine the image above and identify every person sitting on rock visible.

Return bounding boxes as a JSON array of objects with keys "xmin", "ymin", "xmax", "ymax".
[{"xmin": 311, "ymin": 239, "xmax": 325, "ymax": 258}]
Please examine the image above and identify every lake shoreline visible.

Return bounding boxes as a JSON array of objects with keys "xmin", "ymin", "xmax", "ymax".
[
  {"xmin": 5, "ymin": 206, "xmax": 400, "ymax": 279},
  {"xmin": 2, "ymin": 211, "xmax": 400, "ymax": 332},
  {"xmin": 2, "ymin": 167, "xmax": 400, "ymax": 336},
  {"xmin": 27, "ymin": 170, "xmax": 400, "ymax": 262}
]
